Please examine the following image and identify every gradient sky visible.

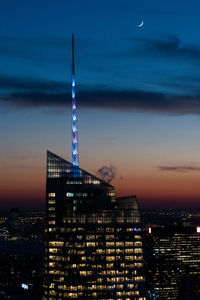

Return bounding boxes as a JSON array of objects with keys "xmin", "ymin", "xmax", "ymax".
[{"xmin": 1, "ymin": 0, "xmax": 200, "ymax": 209}]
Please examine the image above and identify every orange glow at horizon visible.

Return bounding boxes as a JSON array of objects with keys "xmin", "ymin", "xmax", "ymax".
[{"xmin": 1, "ymin": 160, "xmax": 200, "ymax": 209}]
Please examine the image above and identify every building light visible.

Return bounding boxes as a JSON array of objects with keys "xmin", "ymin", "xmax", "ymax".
[
  {"xmin": 148, "ymin": 227, "xmax": 152, "ymax": 234},
  {"xmin": 66, "ymin": 193, "xmax": 74, "ymax": 197},
  {"xmin": 21, "ymin": 283, "xmax": 29, "ymax": 290},
  {"xmin": 196, "ymin": 226, "xmax": 200, "ymax": 233},
  {"xmin": 66, "ymin": 181, "xmax": 82, "ymax": 184},
  {"xmin": 48, "ymin": 193, "xmax": 56, "ymax": 197}
]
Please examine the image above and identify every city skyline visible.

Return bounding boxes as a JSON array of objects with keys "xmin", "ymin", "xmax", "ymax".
[{"xmin": 1, "ymin": 0, "xmax": 200, "ymax": 209}]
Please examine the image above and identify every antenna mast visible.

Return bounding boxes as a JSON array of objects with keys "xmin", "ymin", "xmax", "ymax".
[{"xmin": 71, "ymin": 34, "xmax": 79, "ymax": 167}]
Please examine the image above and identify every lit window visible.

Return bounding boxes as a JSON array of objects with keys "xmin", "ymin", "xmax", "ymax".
[
  {"xmin": 49, "ymin": 241, "xmax": 64, "ymax": 247},
  {"xmin": 116, "ymin": 242, "xmax": 124, "ymax": 247},
  {"xmin": 48, "ymin": 221, "xmax": 55, "ymax": 225},
  {"xmin": 66, "ymin": 193, "xmax": 74, "ymax": 197},
  {"xmin": 48, "ymin": 206, "xmax": 55, "ymax": 211},
  {"xmin": 48, "ymin": 200, "xmax": 55, "ymax": 204},
  {"xmin": 66, "ymin": 181, "xmax": 82, "ymax": 184},
  {"xmin": 125, "ymin": 242, "xmax": 133, "ymax": 246},
  {"xmin": 48, "ymin": 193, "xmax": 55, "ymax": 197},
  {"xmin": 87, "ymin": 242, "xmax": 95, "ymax": 247}
]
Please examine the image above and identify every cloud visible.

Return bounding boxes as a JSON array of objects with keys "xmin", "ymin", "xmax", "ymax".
[
  {"xmin": 1, "ymin": 87, "xmax": 200, "ymax": 115},
  {"xmin": 1, "ymin": 57, "xmax": 200, "ymax": 115},
  {"xmin": 96, "ymin": 165, "xmax": 116, "ymax": 183},
  {"xmin": 1, "ymin": 34, "xmax": 200, "ymax": 68},
  {"xmin": 158, "ymin": 166, "xmax": 200, "ymax": 173},
  {"xmin": 136, "ymin": 35, "xmax": 200, "ymax": 62}
]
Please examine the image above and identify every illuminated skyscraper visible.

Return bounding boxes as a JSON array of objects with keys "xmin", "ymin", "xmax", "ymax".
[
  {"xmin": 43, "ymin": 152, "xmax": 146, "ymax": 299},
  {"xmin": 43, "ymin": 35, "xmax": 146, "ymax": 299}
]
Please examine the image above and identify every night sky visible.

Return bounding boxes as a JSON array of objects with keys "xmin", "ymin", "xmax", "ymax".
[{"xmin": 1, "ymin": 0, "xmax": 200, "ymax": 209}]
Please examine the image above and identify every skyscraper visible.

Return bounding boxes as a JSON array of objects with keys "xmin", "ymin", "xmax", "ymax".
[
  {"xmin": 43, "ymin": 35, "xmax": 146, "ymax": 300},
  {"xmin": 9, "ymin": 208, "xmax": 20, "ymax": 239}
]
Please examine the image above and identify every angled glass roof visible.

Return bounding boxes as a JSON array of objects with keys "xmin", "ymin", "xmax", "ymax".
[{"xmin": 47, "ymin": 150, "xmax": 113, "ymax": 188}]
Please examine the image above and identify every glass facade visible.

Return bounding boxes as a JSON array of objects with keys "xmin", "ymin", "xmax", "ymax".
[{"xmin": 43, "ymin": 151, "xmax": 146, "ymax": 299}]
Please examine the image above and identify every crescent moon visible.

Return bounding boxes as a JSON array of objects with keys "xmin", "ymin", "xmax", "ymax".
[{"xmin": 138, "ymin": 21, "xmax": 144, "ymax": 28}]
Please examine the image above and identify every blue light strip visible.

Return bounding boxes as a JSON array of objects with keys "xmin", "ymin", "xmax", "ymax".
[{"xmin": 72, "ymin": 69, "xmax": 79, "ymax": 167}]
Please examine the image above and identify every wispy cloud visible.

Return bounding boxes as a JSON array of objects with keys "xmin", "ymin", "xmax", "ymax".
[
  {"xmin": 158, "ymin": 166, "xmax": 200, "ymax": 173},
  {"xmin": 135, "ymin": 35, "xmax": 200, "ymax": 62},
  {"xmin": 1, "ymin": 86, "xmax": 200, "ymax": 115},
  {"xmin": 1, "ymin": 34, "xmax": 200, "ymax": 115}
]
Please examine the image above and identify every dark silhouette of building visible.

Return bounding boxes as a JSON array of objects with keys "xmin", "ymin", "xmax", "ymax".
[
  {"xmin": 146, "ymin": 225, "xmax": 200, "ymax": 300},
  {"xmin": 9, "ymin": 208, "xmax": 21, "ymax": 240},
  {"xmin": 0, "ymin": 240, "xmax": 43, "ymax": 300},
  {"xmin": 9, "ymin": 208, "xmax": 20, "ymax": 232},
  {"xmin": 178, "ymin": 275, "xmax": 200, "ymax": 300},
  {"xmin": 43, "ymin": 151, "xmax": 146, "ymax": 299}
]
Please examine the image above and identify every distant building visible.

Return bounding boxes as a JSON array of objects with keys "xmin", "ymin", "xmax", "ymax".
[
  {"xmin": 43, "ymin": 151, "xmax": 146, "ymax": 299},
  {"xmin": 178, "ymin": 275, "xmax": 200, "ymax": 300},
  {"xmin": 0, "ymin": 240, "xmax": 43, "ymax": 299},
  {"xmin": 9, "ymin": 208, "xmax": 20, "ymax": 231},
  {"xmin": 9, "ymin": 208, "xmax": 21, "ymax": 240},
  {"xmin": 146, "ymin": 226, "xmax": 200, "ymax": 300}
]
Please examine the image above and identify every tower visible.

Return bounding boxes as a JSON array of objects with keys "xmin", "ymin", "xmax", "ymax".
[
  {"xmin": 71, "ymin": 34, "xmax": 79, "ymax": 167},
  {"xmin": 43, "ymin": 35, "xmax": 147, "ymax": 300}
]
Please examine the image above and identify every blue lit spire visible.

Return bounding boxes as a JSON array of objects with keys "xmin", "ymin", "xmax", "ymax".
[{"xmin": 71, "ymin": 34, "xmax": 79, "ymax": 167}]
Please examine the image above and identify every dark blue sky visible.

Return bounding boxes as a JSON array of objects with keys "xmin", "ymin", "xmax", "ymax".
[
  {"xmin": 1, "ymin": 0, "xmax": 200, "ymax": 98},
  {"xmin": 1, "ymin": 0, "xmax": 200, "ymax": 208}
]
